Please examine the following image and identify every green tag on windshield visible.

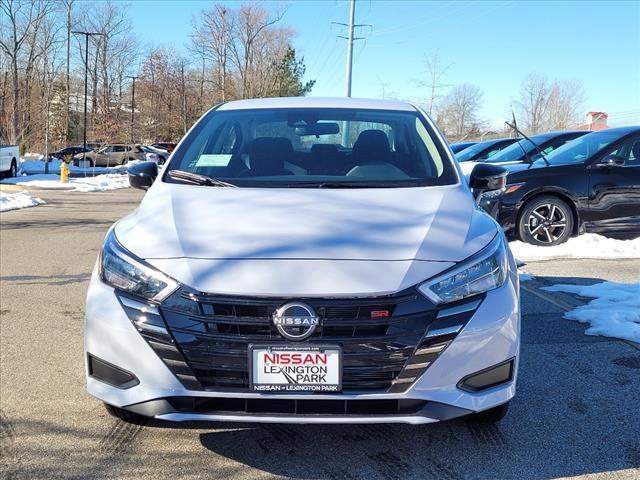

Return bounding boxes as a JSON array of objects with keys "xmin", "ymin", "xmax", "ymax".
[{"xmin": 195, "ymin": 154, "xmax": 232, "ymax": 167}]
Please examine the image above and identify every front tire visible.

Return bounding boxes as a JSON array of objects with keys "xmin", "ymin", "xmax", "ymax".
[
  {"xmin": 9, "ymin": 159, "xmax": 17, "ymax": 178},
  {"xmin": 467, "ymin": 402, "xmax": 510, "ymax": 424},
  {"xmin": 518, "ymin": 195, "xmax": 574, "ymax": 246}
]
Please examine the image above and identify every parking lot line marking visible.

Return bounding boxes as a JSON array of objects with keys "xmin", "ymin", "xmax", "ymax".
[
  {"xmin": 522, "ymin": 283, "xmax": 640, "ymax": 351},
  {"xmin": 520, "ymin": 283, "xmax": 574, "ymax": 312}
]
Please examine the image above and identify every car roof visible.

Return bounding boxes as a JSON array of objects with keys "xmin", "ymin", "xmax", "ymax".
[
  {"xmin": 476, "ymin": 137, "xmax": 516, "ymax": 145},
  {"xmin": 596, "ymin": 125, "xmax": 640, "ymax": 134},
  {"xmin": 217, "ymin": 96, "xmax": 417, "ymax": 112},
  {"xmin": 527, "ymin": 130, "xmax": 589, "ymax": 140}
]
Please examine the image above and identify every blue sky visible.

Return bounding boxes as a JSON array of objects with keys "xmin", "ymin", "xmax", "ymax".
[{"xmin": 129, "ymin": 0, "xmax": 640, "ymax": 128}]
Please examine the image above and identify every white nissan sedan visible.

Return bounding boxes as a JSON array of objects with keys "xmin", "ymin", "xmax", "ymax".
[{"xmin": 85, "ymin": 97, "xmax": 519, "ymax": 425}]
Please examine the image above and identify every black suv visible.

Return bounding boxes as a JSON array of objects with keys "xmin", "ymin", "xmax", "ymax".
[{"xmin": 484, "ymin": 127, "xmax": 640, "ymax": 245}]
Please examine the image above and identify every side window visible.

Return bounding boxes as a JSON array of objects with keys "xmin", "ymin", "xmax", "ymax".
[
  {"xmin": 112, "ymin": 146, "xmax": 125, "ymax": 153},
  {"xmin": 531, "ymin": 138, "xmax": 572, "ymax": 161},
  {"xmin": 608, "ymin": 135, "xmax": 640, "ymax": 166}
]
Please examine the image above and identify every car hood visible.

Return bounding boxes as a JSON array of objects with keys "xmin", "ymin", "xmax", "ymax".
[{"xmin": 114, "ymin": 181, "xmax": 498, "ymax": 296}]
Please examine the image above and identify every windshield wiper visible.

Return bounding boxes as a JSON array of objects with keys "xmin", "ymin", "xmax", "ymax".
[
  {"xmin": 281, "ymin": 181, "xmax": 418, "ymax": 188},
  {"xmin": 504, "ymin": 118, "xmax": 550, "ymax": 167},
  {"xmin": 168, "ymin": 169, "xmax": 237, "ymax": 187}
]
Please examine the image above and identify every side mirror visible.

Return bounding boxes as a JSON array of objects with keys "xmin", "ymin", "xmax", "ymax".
[
  {"xmin": 128, "ymin": 161, "xmax": 158, "ymax": 191},
  {"xmin": 597, "ymin": 154, "xmax": 625, "ymax": 168},
  {"xmin": 469, "ymin": 163, "xmax": 508, "ymax": 203}
]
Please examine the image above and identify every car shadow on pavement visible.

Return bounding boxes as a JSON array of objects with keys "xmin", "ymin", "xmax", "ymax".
[{"xmin": 192, "ymin": 275, "xmax": 640, "ymax": 479}]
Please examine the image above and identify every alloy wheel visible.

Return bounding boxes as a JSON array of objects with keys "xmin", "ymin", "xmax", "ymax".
[{"xmin": 526, "ymin": 203, "xmax": 567, "ymax": 244}]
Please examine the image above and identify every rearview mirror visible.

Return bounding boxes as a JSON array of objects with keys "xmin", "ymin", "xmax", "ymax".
[
  {"xmin": 128, "ymin": 161, "xmax": 158, "ymax": 190},
  {"xmin": 597, "ymin": 154, "xmax": 625, "ymax": 168},
  {"xmin": 469, "ymin": 163, "xmax": 508, "ymax": 203},
  {"xmin": 295, "ymin": 122, "xmax": 340, "ymax": 136}
]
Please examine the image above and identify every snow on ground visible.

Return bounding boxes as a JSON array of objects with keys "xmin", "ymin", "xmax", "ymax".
[
  {"xmin": 18, "ymin": 158, "xmax": 128, "ymax": 176},
  {"xmin": 509, "ymin": 233, "xmax": 640, "ymax": 261},
  {"xmin": 459, "ymin": 161, "xmax": 476, "ymax": 177},
  {"xmin": 518, "ymin": 271, "xmax": 534, "ymax": 282},
  {"xmin": 0, "ymin": 173, "xmax": 130, "ymax": 192},
  {"xmin": 0, "ymin": 190, "xmax": 46, "ymax": 212},
  {"xmin": 542, "ymin": 282, "xmax": 640, "ymax": 343},
  {"xmin": 72, "ymin": 174, "xmax": 130, "ymax": 192}
]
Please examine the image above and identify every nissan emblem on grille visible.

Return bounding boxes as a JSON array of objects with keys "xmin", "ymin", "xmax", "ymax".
[{"xmin": 272, "ymin": 302, "xmax": 320, "ymax": 341}]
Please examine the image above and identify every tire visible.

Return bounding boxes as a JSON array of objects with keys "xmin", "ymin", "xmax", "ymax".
[
  {"xmin": 467, "ymin": 402, "xmax": 510, "ymax": 424},
  {"xmin": 9, "ymin": 159, "xmax": 17, "ymax": 178},
  {"xmin": 103, "ymin": 403, "xmax": 147, "ymax": 424},
  {"xmin": 518, "ymin": 195, "xmax": 574, "ymax": 246}
]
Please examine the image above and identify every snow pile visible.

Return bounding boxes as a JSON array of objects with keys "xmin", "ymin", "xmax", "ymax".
[
  {"xmin": 18, "ymin": 158, "xmax": 128, "ymax": 176},
  {"xmin": 509, "ymin": 234, "xmax": 640, "ymax": 260},
  {"xmin": 20, "ymin": 152, "xmax": 45, "ymax": 161},
  {"xmin": 0, "ymin": 190, "xmax": 46, "ymax": 212},
  {"xmin": 0, "ymin": 173, "xmax": 130, "ymax": 192},
  {"xmin": 542, "ymin": 282, "xmax": 640, "ymax": 343},
  {"xmin": 518, "ymin": 271, "xmax": 534, "ymax": 282},
  {"xmin": 1, "ymin": 174, "xmax": 73, "ymax": 190},
  {"xmin": 458, "ymin": 161, "xmax": 476, "ymax": 177},
  {"xmin": 72, "ymin": 174, "xmax": 130, "ymax": 192}
]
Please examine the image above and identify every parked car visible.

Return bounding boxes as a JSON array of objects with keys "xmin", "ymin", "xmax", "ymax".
[
  {"xmin": 450, "ymin": 141, "xmax": 476, "ymax": 153},
  {"xmin": 455, "ymin": 138, "xmax": 519, "ymax": 163},
  {"xmin": 481, "ymin": 126, "xmax": 640, "ymax": 245},
  {"xmin": 485, "ymin": 131, "xmax": 591, "ymax": 165},
  {"xmin": 86, "ymin": 97, "xmax": 519, "ymax": 426},
  {"xmin": 142, "ymin": 145, "xmax": 170, "ymax": 164},
  {"xmin": 461, "ymin": 131, "xmax": 591, "ymax": 176},
  {"xmin": 74, "ymin": 144, "xmax": 145, "ymax": 167},
  {"xmin": 151, "ymin": 142, "xmax": 176, "ymax": 153},
  {"xmin": 0, "ymin": 144, "xmax": 19, "ymax": 178},
  {"xmin": 49, "ymin": 146, "xmax": 93, "ymax": 161}
]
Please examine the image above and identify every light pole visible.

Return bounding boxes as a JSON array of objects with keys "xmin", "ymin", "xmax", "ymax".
[
  {"xmin": 72, "ymin": 30, "xmax": 102, "ymax": 172},
  {"xmin": 126, "ymin": 75, "xmax": 139, "ymax": 143}
]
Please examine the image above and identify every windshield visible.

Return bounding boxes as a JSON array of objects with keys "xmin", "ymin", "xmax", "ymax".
[
  {"xmin": 543, "ymin": 130, "xmax": 624, "ymax": 166},
  {"xmin": 456, "ymin": 140, "xmax": 504, "ymax": 162},
  {"xmin": 165, "ymin": 107, "xmax": 457, "ymax": 188},
  {"xmin": 485, "ymin": 135, "xmax": 549, "ymax": 163}
]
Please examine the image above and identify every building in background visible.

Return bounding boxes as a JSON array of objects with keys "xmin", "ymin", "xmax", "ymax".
[{"xmin": 578, "ymin": 112, "xmax": 609, "ymax": 131}]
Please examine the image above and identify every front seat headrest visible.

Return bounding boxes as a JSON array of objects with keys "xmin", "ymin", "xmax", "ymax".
[
  {"xmin": 352, "ymin": 129, "xmax": 390, "ymax": 162},
  {"xmin": 249, "ymin": 137, "xmax": 294, "ymax": 175}
]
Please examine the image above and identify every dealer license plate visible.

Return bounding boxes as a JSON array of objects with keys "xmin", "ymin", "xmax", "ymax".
[{"xmin": 249, "ymin": 345, "xmax": 342, "ymax": 392}]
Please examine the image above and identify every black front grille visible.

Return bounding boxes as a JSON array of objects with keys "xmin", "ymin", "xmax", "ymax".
[
  {"xmin": 168, "ymin": 396, "xmax": 428, "ymax": 416},
  {"xmin": 157, "ymin": 290, "xmax": 438, "ymax": 392}
]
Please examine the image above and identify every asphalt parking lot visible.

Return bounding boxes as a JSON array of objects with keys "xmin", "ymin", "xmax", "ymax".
[{"xmin": 1, "ymin": 189, "xmax": 639, "ymax": 480}]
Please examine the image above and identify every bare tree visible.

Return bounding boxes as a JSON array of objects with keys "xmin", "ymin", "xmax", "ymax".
[
  {"xmin": 437, "ymin": 83, "xmax": 484, "ymax": 139},
  {"xmin": 515, "ymin": 73, "xmax": 551, "ymax": 133},
  {"xmin": 515, "ymin": 73, "xmax": 586, "ymax": 132},
  {"xmin": 230, "ymin": 3, "xmax": 285, "ymax": 98},
  {"xmin": 192, "ymin": 4, "xmax": 233, "ymax": 101},
  {"xmin": 545, "ymin": 79, "xmax": 585, "ymax": 130},
  {"xmin": 0, "ymin": 0, "xmax": 53, "ymax": 144},
  {"xmin": 416, "ymin": 52, "xmax": 451, "ymax": 116}
]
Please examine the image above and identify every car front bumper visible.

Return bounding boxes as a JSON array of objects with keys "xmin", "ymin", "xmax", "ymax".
[{"xmin": 85, "ymin": 261, "xmax": 520, "ymax": 424}]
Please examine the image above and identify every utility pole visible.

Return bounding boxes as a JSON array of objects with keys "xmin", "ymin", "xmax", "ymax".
[
  {"xmin": 126, "ymin": 75, "xmax": 139, "ymax": 143},
  {"xmin": 72, "ymin": 30, "xmax": 101, "ymax": 171},
  {"xmin": 344, "ymin": 0, "xmax": 356, "ymax": 97},
  {"xmin": 334, "ymin": 0, "xmax": 369, "ymax": 98}
]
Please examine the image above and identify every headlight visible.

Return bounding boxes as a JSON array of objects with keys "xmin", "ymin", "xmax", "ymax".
[
  {"xmin": 99, "ymin": 228, "xmax": 178, "ymax": 302},
  {"xmin": 418, "ymin": 233, "xmax": 509, "ymax": 305}
]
